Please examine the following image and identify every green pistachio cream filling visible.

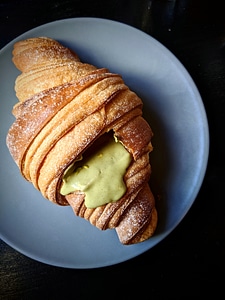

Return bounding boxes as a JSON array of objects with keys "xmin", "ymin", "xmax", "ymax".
[{"xmin": 60, "ymin": 133, "xmax": 132, "ymax": 208}]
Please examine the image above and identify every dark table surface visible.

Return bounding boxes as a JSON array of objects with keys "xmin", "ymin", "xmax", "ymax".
[{"xmin": 1, "ymin": 0, "xmax": 225, "ymax": 298}]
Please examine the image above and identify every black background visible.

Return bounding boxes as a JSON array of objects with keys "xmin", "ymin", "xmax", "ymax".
[{"xmin": 1, "ymin": 0, "xmax": 225, "ymax": 298}]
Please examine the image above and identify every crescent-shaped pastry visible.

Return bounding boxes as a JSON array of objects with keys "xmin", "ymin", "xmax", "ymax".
[{"xmin": 6, "ymin": 37, "xmax": 157, "ymax": 244}]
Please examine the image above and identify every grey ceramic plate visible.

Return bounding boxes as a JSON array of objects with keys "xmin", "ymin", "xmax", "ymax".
[{"xmin": 0, "ymin": 18, "xmax": 209, "ymax": 268}]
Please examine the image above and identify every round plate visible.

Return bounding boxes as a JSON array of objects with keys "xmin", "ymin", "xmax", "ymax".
[{"xmin": 0, "ymin": 18, "xmax": 209, "ymax": 268}]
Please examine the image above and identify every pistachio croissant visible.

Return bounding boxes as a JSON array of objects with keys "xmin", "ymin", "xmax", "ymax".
[{"xmin": 6, "ymin": 37, "xmax": 157, "ymax": 244}]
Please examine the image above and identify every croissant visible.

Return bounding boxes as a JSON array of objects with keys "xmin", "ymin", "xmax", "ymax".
[{"xmin": 6, "ymin": 37, "xmax": 157, "ymax": 245}]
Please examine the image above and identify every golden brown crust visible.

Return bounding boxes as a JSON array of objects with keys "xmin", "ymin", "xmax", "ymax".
[
  {"xmin": 12, "ymin": 37, "xmax": 80, "ymax": 73},
  {"xmin": 6, "ymin": 37, "xmax": 157, "ymax": 244}
]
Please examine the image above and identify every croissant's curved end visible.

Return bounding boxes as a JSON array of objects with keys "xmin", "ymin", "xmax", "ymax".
[
  {"xmin": 7, "ymin": 37, "xmax": 158, "ymax": 244},
  {"xmin": 116, "ymin": 185, "xmax": 157, "ymax": 245}
]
